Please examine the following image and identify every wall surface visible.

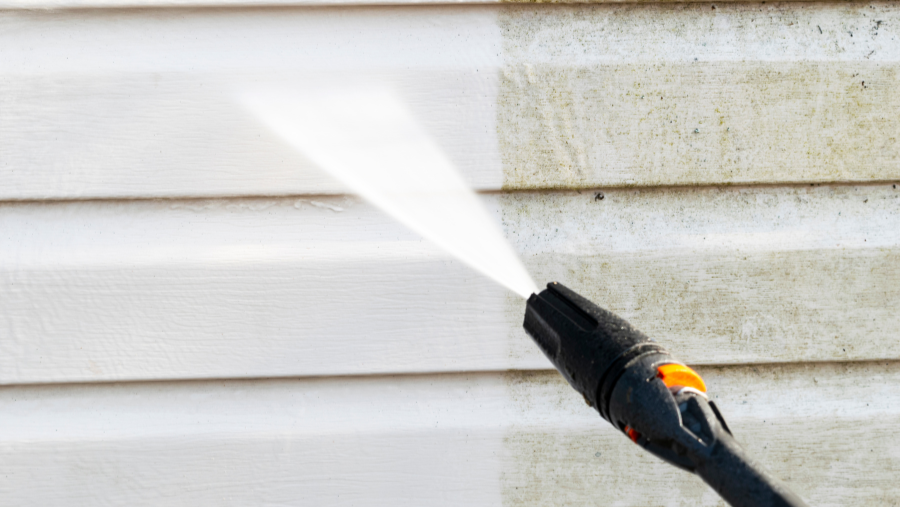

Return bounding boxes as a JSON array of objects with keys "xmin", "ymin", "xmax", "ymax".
[{"xmin": 1, "ymin": 1, "xmax": 898, "ymax": 506}]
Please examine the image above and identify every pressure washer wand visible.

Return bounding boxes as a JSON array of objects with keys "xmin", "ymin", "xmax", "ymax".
[{"xmin": 523, "ymin": 282, "xmax": 808, "ymax": 507}]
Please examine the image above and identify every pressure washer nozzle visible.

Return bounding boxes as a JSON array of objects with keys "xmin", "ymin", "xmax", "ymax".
[{"xmin": 523, "ymin": 282, "xmax": 808, "ymax": 507}]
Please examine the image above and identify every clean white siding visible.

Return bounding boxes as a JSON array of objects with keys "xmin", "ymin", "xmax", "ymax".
[{"xmin": 1, "ymin": 2, "xmax": 898, "ymax": 506}]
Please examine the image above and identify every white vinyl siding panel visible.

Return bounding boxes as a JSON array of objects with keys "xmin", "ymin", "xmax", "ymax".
[
  {"xmin": 1, "ymin": 3, "xmax": 899, "ymax": 200},
  {"xmin": 2, "ymin": 184, "xmax": 899, "ymax": 384},
  {"xmin": 1, "ymin": 363, "xmax": 897, "ymax": 506}
]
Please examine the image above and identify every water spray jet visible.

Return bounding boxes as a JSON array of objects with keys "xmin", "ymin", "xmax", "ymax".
[{"xmin": 242, "ymin": 86, "xmax": 536, "ymax": 299}]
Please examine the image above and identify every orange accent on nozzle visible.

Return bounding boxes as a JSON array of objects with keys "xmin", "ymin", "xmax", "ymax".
[
  {"xmin": 624, "ymin": 425, "xmax": 640, "ymax": 443},
  {"xmin": 657, "ymin": 363, "xmax": 707, "ymax": 393}
]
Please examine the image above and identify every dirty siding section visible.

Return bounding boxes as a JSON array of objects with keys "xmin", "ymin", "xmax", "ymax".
[
  {"xmin": 501, "ymin": 185, "xmax": 900, "ymax": 366},
  {"xmin": 1, "ymin": 1, "xmax": 899, "ymax": 507},
  {"xmin": 497, "ymin": 2, "xmax": 900, "ymax": 189},
  {"xmin": 502, "ymin": 363, "xmax": 900, "ymax": 506},
  {"xmin": 496, "ymin": 3, "xmax": 900, "ymax": 505}
]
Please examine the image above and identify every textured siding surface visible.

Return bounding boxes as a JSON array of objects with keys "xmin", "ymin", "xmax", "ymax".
[
  {"xmin": 3, "ymin": 3, "xmax": 899, "ymax": 199},
  {"xmin": 3, "ymin": 185, "xmax": 899, "ymax": 383},
  {"xmin": 1, "ymin": 2, "xmax": 898, "ymax": 506},
  {"xmin": 2, "ymin": 363, "xmax": 899, "ymax": 506}
]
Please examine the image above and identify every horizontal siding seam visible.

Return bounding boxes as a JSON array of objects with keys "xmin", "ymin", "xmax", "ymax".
[
  {"xmin": 0, "ymin": 180, "xmax": 898, "ymax": 206},
  {"xmin": 2, "ymin": 358, "xmax": 898, "ymax": 389}
]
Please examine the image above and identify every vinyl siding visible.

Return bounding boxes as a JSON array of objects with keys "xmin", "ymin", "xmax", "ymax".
[{"xmin": 1, "ymin": 2, "xmax": 898, "ymax": 506}]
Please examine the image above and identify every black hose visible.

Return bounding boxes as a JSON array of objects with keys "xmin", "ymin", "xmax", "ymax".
[{"xmin": 695, "ymin": 429, "xmax": 808, "ymax": 507}]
